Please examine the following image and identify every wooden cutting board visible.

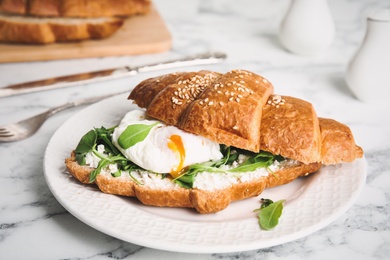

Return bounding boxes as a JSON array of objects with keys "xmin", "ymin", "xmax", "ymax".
[{"xmin": 0, "ymin": 6, "xmax": 172, "ymax": 63}]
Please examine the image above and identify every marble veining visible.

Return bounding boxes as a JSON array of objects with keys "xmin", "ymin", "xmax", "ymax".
[{"xmin": 1, "ymin": 0, "xmax": 389, "ymax": 259}]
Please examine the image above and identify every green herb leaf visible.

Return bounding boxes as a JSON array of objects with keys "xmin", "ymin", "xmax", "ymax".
[
  {"xmin": 75, "ymin": 129, "xmax": 97, "ymax": 154},
  {"xmin": 175, "ymin": 173, "xmax": 196, "ymax": 189},
  {"xmin": 228, "ymin": 151, "xmax": 275, "ymax": 173},
  {"xmin": 75, "ymin": 129, "xmax": 97, "ymax": 165},
  {"xmin": 111, "ymin": 170, "xmax": 121, "ymax": 177},
  {"xmin": 89, "ymin": 157, "xmax": 111, "ymax": 182},
  {"xmin": 257, "ymin": 199, "xmax": 285, "ymax": 230},
  {"xmin": 260, "ymin": 198, "xmax": 274, "ymax": 209},
  {"xmin": 95, "ymin": 126, "xmax": 120, "ymax": 155},
  {"xmin": 118, "ymin": 122, "xmax": 159, "ymax": 149}
]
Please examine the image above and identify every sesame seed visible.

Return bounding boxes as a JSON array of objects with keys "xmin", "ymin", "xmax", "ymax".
[
  {"xmin": 268, "ymin": 94, "xmax": 285, "ymax": 107},
  {"xmin": 208, "ymin": 101, "xmax": 214, "ymax": 106}
]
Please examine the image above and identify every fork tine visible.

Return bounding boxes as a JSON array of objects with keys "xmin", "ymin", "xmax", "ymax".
[
  {"xmin": 0, "ymin": 131, "xmax": 14, "ymax": 137},
  {"xmin": 0, "ymin": 126, "xmax": 15, "ymax": 138},
  {"xmin": 0, "ymin": 128, "xmax": 11, "ymax": 135}
]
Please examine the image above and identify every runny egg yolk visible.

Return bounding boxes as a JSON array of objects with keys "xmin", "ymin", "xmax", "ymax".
[{"xmin": 167, "ymin": 135, "xmax": 185, "ymax": 178}]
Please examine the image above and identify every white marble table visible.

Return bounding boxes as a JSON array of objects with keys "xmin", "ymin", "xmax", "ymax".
[{"xmin": 1, "ymin": 0, "xmax": 389, "ymax": 259}]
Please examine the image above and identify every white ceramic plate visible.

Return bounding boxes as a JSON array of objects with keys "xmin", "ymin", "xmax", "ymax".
[{"xmin": 43, "ymin": 93, "xmax": 367, "ymax": 253}]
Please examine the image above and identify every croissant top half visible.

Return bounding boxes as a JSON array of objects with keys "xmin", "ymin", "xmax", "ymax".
[{"xmin": 128, "ymin": 69, "xmax": 363, "ymax": 165}]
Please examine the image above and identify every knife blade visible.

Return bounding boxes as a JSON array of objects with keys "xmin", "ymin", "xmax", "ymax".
[{"xmin": 0, "ymin": 52, "xmax": 227, "ymax": 98}]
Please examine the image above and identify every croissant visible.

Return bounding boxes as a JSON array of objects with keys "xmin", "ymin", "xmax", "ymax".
[
  {"xmin": 129, "ymin": 69, "xmax": 363, "ymax": 164},
  {"xmin": 0, "ymin": 0, "xmax": 151, "ymax": 18},
  {"xmin": 66, "ymin": 69, "xmax": 363, "ymax": 214}
]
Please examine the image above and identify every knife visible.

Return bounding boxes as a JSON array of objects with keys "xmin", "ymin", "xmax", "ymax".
[{"xmin": 0, "ymin": 52, "xmax": 227, "ymax": 98}]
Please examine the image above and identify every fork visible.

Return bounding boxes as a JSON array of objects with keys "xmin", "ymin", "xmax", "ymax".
[{"xmin": 0, "ymin": 91, "xmax": 127, "ymax": 142}]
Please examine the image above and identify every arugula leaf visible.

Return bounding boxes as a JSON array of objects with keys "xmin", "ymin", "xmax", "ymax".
[
  {"xmin": 256, "ymin": 199, "xmax": 285, "ymax": 230},
  {"xmin": 73, "ymin": 126, "xmax": 142, "ymax": 183},
  {"xmin": 75, "ymin": 129, "xmax": 97, "ymax": 165},
  {"xmin": 260, "ymin": 198, "xmax": 274, "ymax": 209},
  {"xmin": 95, "ymin": 126, "xmax": 120, "ymax": 155},
  {"xmin": 89, "ymin": 157, "xmax": 111, "ymax": 182},
  {"xmin": 175, "ymin": 148, "xmax": 285, "ymax": 189},
  {"xmin": 228, "ymin": 151, "xmax": 275, "ymax": 173},
  {"xmin": 118, "ymin": 122, "xmax": 159, "ymax": 149},
  {"xmin": 174, "ymin": 173, "xmax": 196, "ymax": 189}
]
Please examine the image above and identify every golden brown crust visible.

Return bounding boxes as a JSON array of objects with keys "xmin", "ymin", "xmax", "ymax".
[
  {"xmin": 128, "ymin": 72, "xmax": 186, "ymax": 109},
  {"xmin": 0, "ymin": 0, "xmax": 25, "ymax": 15},
  {"xmin": 179, "ymin": 69, "xmax": 274, "ymax": 152},
  {"xmin": 0, "ymin": 14, "xmax": 124, "ymax": 44},
  {"xmin": 65, "ymin": 153, "xmax": 92, "ymax": 184},
  {"xmin": 189, "ymin": 189, "xmax": 232, "ymax": 214},
  {"xmin": 29, "ymin": 0, "xmax": 60, "ymax": 17},
  {"xmin": 319, "ymin": 118, "xmax": 363, "ymax": 164},
  {"xmin": 65, "ymin": 153, "xmax": 321, "ymax": 214},
  {"xmin": 0, "ymin": 0, "xmax": 151, "ymax": 17},
  {"xmin": 96, "ymin": 174, "xmax": 136, "ymax": 196},
  {"xmin": 134, "ymin": 185, "xmax": 192, "ymax": 208},
  {"xmin": 266, "ymin": 162, "xmax": 322, "ymax": 188},
  {"xmin": 146, "ymin": 70, "xmax": 222, "ymax": 126},
  {"xmin": 260, "ymin": 95, "xmax": 322, "ymax": 164}
]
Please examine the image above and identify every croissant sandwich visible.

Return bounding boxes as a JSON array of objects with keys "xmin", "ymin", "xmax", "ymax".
[{"xmin": 65, "ymin": 69, "xmax": 363, "ymax": 214}]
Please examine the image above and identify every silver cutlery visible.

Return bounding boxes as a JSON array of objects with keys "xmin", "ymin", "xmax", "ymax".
[
  {"xmin": 0, "ymin": 51, "xmax": 227, "ymax": 98},
  {"xmin": 0, "ymin": 91, "xmax": 127, "ymax": 142}
]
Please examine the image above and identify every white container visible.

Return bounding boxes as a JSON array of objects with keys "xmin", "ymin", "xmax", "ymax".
[
  {"xmin": 279, "ymin": 0, "xmax": 335, "ymax": 55},
  {"xmin": 346, "ymin": 9, "xmax": 390, "ymax": 104}
]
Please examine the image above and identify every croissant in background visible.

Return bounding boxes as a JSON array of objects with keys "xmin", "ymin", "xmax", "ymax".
[
  {"xmin": 0, "ymin": 0, "xmax": 151, "ymax": 44},
  {"xmin": 66, "ymin": 69, "xmax": 363, "ymax": 213}
]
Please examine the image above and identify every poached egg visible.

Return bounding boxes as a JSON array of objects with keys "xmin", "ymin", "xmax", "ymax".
[{"xmin": 112, "ymin": 110, "xmax": 223, "ymax": 177}]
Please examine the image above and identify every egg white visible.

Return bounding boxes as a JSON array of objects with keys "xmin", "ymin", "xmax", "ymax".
[{"xmin": 112, "ymin": 110, "xmax": 223, "ymax": 174}]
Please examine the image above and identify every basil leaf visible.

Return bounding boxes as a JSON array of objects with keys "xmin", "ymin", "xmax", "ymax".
[
  {"xmin": 118, "ymin": 122, "xmax": 159, "ymax": 149},
  {"xmin": 258, "ymin": 199, "xmax": 285, "ymax": 230}
]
